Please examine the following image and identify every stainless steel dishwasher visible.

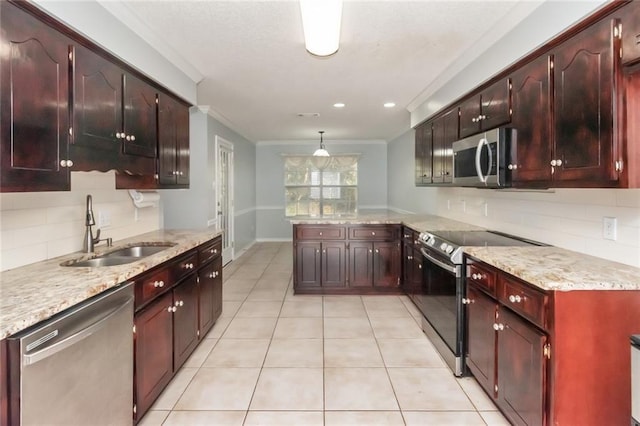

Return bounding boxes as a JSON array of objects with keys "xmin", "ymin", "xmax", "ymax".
[{"xmin": 7, "ymin": 282, "xmax": 134, "ymax": 425}]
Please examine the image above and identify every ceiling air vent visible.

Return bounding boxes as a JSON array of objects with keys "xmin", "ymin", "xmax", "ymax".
[{"xmin": 296, "ymin": 113, "xmax": 320, "ymax": 118}]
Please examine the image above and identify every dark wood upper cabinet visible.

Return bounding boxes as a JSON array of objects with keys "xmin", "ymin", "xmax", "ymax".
[
  {"xmin": 621, "ymin": 0, "xmax": 640, "ymax": 65},
  {"xmin": 0, "ymin": 2, "xmax": 71, "ymax": 192},
  {"xmin": 431, "ymin": 108, "xmax": 457, "ymax": 184},
  {"xmin": 510, "ymin": 55, "xmax": 553, "ymax": 185},
  {"xmin": 158, "ymin": 93, "xmax": 190, "ymax": 187},
  {"xmin": 123, "ymin": 73, "xmax": 158, "ymax": 158},
  {"xmin": 415, "ymin": 122, "xmax": 433, "ymax": 185},
  {"xmin": 552, "ymin": 17, "xmax": 620, "ymax": 184},
  {"xmin": 71, "ymin": 44, "xmax": 122, "ymax": 169},
  {"xmin": 459, "ymin": 78, "xmax": 511, "ymax": 139}
]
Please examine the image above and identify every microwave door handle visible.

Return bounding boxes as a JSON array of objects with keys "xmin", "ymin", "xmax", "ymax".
[{"xmin": 475, "ymin": 138, "xmax": 489, "ymax": 183}]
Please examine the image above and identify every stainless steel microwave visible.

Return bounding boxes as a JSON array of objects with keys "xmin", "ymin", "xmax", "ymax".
[{"xmin": 452, "ymin": 127, "xmax": 515, "ymax": 188}]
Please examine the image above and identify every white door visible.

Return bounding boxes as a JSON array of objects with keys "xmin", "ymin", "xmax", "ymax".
[{"xmin": 215, "ymin": 136, "xmax": 234, "ymax": 264}]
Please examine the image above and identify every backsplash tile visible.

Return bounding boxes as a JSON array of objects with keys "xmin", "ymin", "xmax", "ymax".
[
  {"xmin": 0, "ymin": 171, "xmax": 161, "ymax": 271},
  {"xmin": 436, "ymin": 188, "xmax": 640, "ymax": 267}
]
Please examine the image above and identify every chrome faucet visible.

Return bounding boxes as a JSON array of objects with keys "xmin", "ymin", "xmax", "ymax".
[{"xmin": 83, "ymin": 195, "xmax": 111, "ymax": 253}]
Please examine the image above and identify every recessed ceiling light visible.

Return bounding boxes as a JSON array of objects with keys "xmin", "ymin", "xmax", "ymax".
[
  {"xmin": 333, "ymin": 103, "xmax": 345, "ymax": 108},
  {"xmin": 384, "ymin": 102, "xmax": 396, "ymax": 108}
]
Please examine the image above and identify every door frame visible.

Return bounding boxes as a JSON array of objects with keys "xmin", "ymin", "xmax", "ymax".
[{"xmin": 215, "ymin": 135, "xmax": 235, "ymax": 264}]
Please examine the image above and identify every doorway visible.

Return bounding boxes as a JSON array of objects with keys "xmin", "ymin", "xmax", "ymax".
[{"xmin": 215, "ymin": 135, "xmax": 234, "ymax": 264}]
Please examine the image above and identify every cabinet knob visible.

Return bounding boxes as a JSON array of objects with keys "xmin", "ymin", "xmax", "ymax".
[
  {"xmin": 407, "ymin": 255, "xmax": 413, "ymax": 260},
  {"xmin": 125, "ymin": 135, "xmax": 131, "ymax": 141},
  {"xmin": 508, "ymin": 294, "xmax": 522, "ymax": 303},
  {"xmin": 322, "ymin": 249, "xmax": 326, "ymax": 253},
  {"xmin": 375, "ymin": 249, "xmax": 379, "ymax": 253},
  {"xmin": 316, "ymin": 249, "xmax": 320, "ymax": 254},
  {"xmin": 507, "ymin": 164, "xmax": 518, "ymax": 170},
  {"xmin": 319, "ymin": 232, "xmax": 323, "ymax": 236},
  {"xmin": 550, "ymin": 159, "xmax": 562, "ymax": 167},
  {"xmin": 175, "ymin": 300, "xmax": 184, "ymax": 307},
  {"xmin": 130, "ymin": 135, "xmax": 136, "ymax": 141},
  {"xmin": 185, "ymin": 263, "xmax": 194, "ymax": 269},
  {"xmin": 369, "ymin": 249, "xmax": 373, "ymax": 253},
  {"xmin": 472, "ymin": 117, "xmax": 478, "ymax": 123},
  {"xmin": 116, "ymin": 132, "xmax": 123, "ymax": 139},
  {"xmin": 153, "ymin": 280, "xmax": 165, "ymax": 288},
  {"xmin": 462, "ymin": 298, "xmax": 474, "ymax": 304},
  {"xmin": 168, "ymin": 306, "xmax": 177, "ymax": 313},
  {"xmin": 418, "ymin": 264, "xmax": 422, "ymax": 269},
  {"xmin": 371, "ymin": 231, "xmax": 376, "ymax": 236},
  {"xmin": 492, "ymin": 323, "xmax": 504, "ymax": 331}
]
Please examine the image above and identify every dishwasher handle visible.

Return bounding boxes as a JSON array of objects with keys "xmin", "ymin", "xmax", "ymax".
[{"xmin": 23, "ymin": 290, "xmax": 133, "ymax": 366}]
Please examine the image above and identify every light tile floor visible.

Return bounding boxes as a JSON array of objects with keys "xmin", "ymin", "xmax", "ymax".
[{"xmin": 139, "ymin": 242, "xmax": 510, "ymax": 426}]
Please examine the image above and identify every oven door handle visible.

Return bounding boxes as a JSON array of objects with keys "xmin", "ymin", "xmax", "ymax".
[{"xmin": 420, "ymin": 248, "xmax": 458, "ymax": 274}]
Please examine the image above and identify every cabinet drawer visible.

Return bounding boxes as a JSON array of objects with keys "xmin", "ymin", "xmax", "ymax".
[
  {"xmin": 350, "ymin": 225, "xmax": 399, "ymax": 240},
  {"xmin": 402, "ymin": 228, "xmax": 420, "ymax": 247},
  {"xmin": 296, "ymin": 226, "xmax": 346, "ymax": 240},
  {"xmin": 199, "ymin": 237, "xmax": 222, "ymax": 265},
  {"xmin": 621, "ymin": 1, "xmax": 640, "ymax": 65},
  {"xmin": 136, "ymin": 267, "xmax": 171, "ymax": 309},
  {"xmin": 171, "ymin": 251, "xmax": 198, "ymax": 283},
  {"xmin": 498, "ymin": 275, "xmax": 548, "ymax": 329},
  {"xmin": 467, "ymin": 263, "xmax": 497, "ymax": 296}
]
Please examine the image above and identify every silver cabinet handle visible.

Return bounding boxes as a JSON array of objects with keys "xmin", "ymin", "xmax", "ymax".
[
  {"xmin": 175, "ymin": 300, "xmax": 184, "ymax": 307},
  {"xmin": 153, "ymin": 280, "xmax": 164, "ymax": 288},
  {"xmin": 184, "ymin": 263, "xmax": 194, "ymax": 269},
  {"xmin": 369, "ymin": 249, "xmax": 373, "ymax": 253},
  {"xmin": 116, "ymin": 132, "xmax": 123, "ymax": 139},
  {"xmin": 508, "ymin": 295, "xmax": 522, "ymax": 303},
  {"xmin": 130, "ymin": 135, "xmax": 136, "ymax": 141},
  {"xmin": 319, "ymin": 231, "xmax": 323, "ymax": 236},
  {"xmin": 372, "ymin": 231, "xmax": 376, "ymax": 236},
  {"xmin": 492, "ymin": 323, "xmax": 504, "ymax": 331}
]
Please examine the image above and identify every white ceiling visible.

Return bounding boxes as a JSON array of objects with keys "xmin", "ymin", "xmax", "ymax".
[{"xmin": 103, "ymin": 0, "xmax": 538, "ymax": 142}]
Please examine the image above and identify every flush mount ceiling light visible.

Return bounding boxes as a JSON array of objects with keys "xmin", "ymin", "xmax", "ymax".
[
  {"xmin": 333, "ymin": 102, "xmax": 345, "ymax": 108},
  {"xmin": 299, "ymin": 0, "xmax": 343, "ymax": 57},
  {"xmin": 313, "ymin": 131, "xmax": 330, "ymax": 157},
  {"xmin": 384, "ymin": 102, "xmax": 396, "ymax": 108}
]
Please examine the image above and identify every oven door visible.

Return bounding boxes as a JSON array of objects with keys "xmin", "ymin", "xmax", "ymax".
[{"xmin": 419, "ymin": 247, "xmax": 465, "ymax": 376}]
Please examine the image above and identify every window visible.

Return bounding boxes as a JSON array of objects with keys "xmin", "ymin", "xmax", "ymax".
[{"xmin": 284, "ymin": 155, "xmax": 358, "ymax": 217}]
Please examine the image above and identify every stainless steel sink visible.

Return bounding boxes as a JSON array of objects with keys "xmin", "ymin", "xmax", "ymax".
[
  {"xmin": 102, "ymin": 244, "xmax": 175, "ymax": 258},
  {"xmin": 61, "ymin": 242, "xmax": 176, "ymax": 267}
]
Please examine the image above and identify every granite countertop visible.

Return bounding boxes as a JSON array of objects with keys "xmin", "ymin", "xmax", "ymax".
[
  {"xmin": 290, "ymin": 210, "xmax": 484, "ymax": 232},
  {"xmin": 464, "ymin": 246, "xmax": 640, "ymax": 291},
  {"xmin": 0, "ymin": 229, "xmax": 222, "ymax": 339}
]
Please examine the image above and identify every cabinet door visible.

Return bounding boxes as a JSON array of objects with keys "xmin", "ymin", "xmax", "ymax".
[
  {"xmin": 621, "ymin": 0, "xmax": 640, "ymax": 65},
  {"xmin": 432, "ymin": 109, "xmax": 457, "ymax": 183},
  {"xmin": 415, "ymin": 123, "xmax": 432, "ymax": 185},
  {"xmin": 480, "ymin": 78, "xmax": 511, "ymax": 131},
  {"xmin": 198, "ymin": 256, "xmax": 222, "ymax": 338},
  {"xmin": 497, "ymin": 308, "xmax": 547, "ymax": 426},
  {"xmin": 402, "ymin": 242, "xmax": 414, "ymax": 293},
  {"xmin": 466, "ymin": 284, "xmax": 497, "ymax": 396},
  {"xmin": 72, "ymin": 45, "xmax": 122, "ymax": 155},
  {"xmin": 123, "ymin": 73, "xmax": 157, "ymax": 158},
  {"xmin": 134, "ymin": 291, "xmax": 173, "ymax": 420},
  {"xmin": 173, "ymin": 275, "xmax": 199, "ymax": 370},
  {"xmin": 322, "ymin": 242, "xmax": 347, "ymax": 288},
  {"xmin": 0, "ymin": 3, "xmax": 70, "ymax": 192},
  {"xmin": 175, "ymin": 102, "xmax": 190, "ymax": 186},
  {"xmin": 349, "ymin": 242, "xmax": 373, "ymax": 287},
  {"xmin": 553, "ymin": 18, "xmax": 618, "ymax": 183},
  {"xmin": 510, "ymin": 55, "xmax": 553, "ymax": 184},
  {"xmin": 158, "ymin": 93, "xmax": 178, "ymax": 185},
  {"xmin": 295, "ymin": 241, "xmax": 322, "ymax": 288},
  {"xmin": 459, "ymin": 95, "xmax": 481, "ymax": 138},
  {"xmin": 373, "ymin": 241, "xmax": 401, "ymax": 288}
]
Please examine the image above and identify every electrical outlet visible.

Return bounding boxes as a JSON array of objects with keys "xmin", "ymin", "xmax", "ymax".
[
  {"xmin": 603, "ymin": 217, "xmax": 617, "ymax": 240},
  {"xmin": 98, "ymin": 210, "xmax": 111, "ymax": 228}
]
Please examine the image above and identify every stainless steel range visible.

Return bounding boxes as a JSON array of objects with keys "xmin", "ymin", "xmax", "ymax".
[{"xmin": 408, "ymin": 229, "xmax": 544, "ymax": 376}]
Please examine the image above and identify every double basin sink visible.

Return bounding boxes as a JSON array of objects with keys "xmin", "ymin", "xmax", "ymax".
[{"xmin": 61, "ymin": 242, "xmax": 176, "ymax": 267}]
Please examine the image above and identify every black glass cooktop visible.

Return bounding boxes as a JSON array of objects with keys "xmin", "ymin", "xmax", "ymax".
[{"xmin": 431, "ymin": 230, "xmax": 544, "ymax": 248}]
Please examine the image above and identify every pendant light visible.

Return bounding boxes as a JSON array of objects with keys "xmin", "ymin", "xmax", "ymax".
[{"xmin": 313, "ymin": 131, "xmax": 330, "ymax": 157}]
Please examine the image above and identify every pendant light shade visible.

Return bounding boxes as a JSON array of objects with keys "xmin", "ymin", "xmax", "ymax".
[
  {"xmin": 313, "ymin": 131, "xmax": 330, "ymax": 157},
  {"xmin": 299, "ymin": 0, "xmax": 343, "ymax": 57}
]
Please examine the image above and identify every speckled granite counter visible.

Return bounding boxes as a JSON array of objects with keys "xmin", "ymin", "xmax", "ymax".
[
  {"xmin": 291, "ymin": 211, "xmax": 483, "ymax": 232},
  {"xmin": 464, "ymin": 246, "xmax": 640, "ymax": 291},
  {"xmin": 0, "ymin": 229, "xmax": 222, "ymax": 339}
]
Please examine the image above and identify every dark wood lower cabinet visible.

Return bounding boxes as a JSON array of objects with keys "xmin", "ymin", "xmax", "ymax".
[
  {"xmin": 293, "ymin": 224, "xmax": 401, "ymax": 294},
  {"xmin": 172, "ymin": 276, "xmax": 199, "ymax": 370},
  {"xmin": 134, "ymin": 291, "xmax": 173, "ymax": 419},
  {"xmin": 134, "ymin": 236, "xmax": 223, "ymax": 423},
  {"xmin": 497, "ymin": 308, "xmax": 546, "ymax": 426},
  {"xmin": 466, "ymin": 255, "xmax": 640, "ymax": 425},
  {"xmin": 198, "ymin": 256, "xmax": 223, "ymax": 337},
  {"xmin": 466, "ymin": 284, "xmax": 498, "ymax": 396}
]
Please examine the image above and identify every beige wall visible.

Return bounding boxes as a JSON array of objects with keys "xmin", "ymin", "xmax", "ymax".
[{"xmin": 0, "ymin": 171, "xmax": 161, "ymax": 271}]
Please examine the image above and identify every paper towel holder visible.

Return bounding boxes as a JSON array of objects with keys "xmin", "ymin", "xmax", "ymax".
[{"xmin": 128, "ymin": 189, "xmax": 160, "ymax": 209}]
